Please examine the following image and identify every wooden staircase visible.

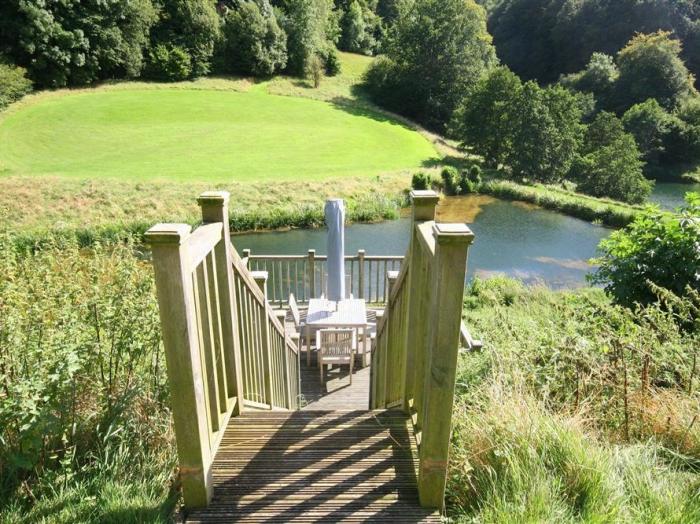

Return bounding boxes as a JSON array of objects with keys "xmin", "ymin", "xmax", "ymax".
[{"xmin": 186, "ymin": 410, "xmax": 441, "ymax": 523}]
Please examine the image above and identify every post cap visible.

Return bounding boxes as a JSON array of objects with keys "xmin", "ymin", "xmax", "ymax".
[
  {"xmin": 197, "ymin": 191, "xmax": 230, "ymax": 206},
  {"xmin": 251, "ymin": 270, "xmax": 269, "ymax": 282},
  {"xmin": 410, "ymin": 190, "xmax": 440, "ymax": 205},
  {"xmin": 144, "ymin": 223, "xmax": 192, "ymax": 245},
  {"xmin": 387, "ymin": 270, "xmax": 400, "ymax": 281},
  {"xmin": 432, "ymin": 223, "xmax": 475, "ymax": 244}
]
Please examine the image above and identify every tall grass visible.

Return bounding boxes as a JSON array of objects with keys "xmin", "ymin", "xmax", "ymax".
[
  {"xmin": 449, "ymin": 277, "xmax": 700, "ymax": 522},
  {"xmin": 0, "ymin": 233, "xmax": 175, "ymax": 522}
]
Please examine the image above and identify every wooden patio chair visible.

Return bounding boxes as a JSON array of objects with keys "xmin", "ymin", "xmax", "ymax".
[{"xmin": 317, "ymin": 329, "xmax": 356, "ymax": 385}]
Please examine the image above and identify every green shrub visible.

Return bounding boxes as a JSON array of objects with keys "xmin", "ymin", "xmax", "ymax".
[
  {"xmin": 145, "ymin": 44, "xmax": 192, "ymax": 81},
  {"xmin": 306, "ymin": 54, "xmax": 324, "ymax": 88},
  {"xmin": 411, "ymin": 172, "xmax": 430, "ymax": 190},
  {"xmin": 323, "ymin": 47, "xmax": 341, "ymax": 76},
  {"xmin": 441, "ymin": 166, "xmax": 459, "ymax": 196},
  {"xmin": 592, "ymin": 193, "xmax": 700, "ymax": 312},
  {"xmin": 0, "ymin": 63, "xmax": 32, "ymax": 110},
  {"xmin": 0, "ymin": 235, "xmax": 174, "ymax": 517}
]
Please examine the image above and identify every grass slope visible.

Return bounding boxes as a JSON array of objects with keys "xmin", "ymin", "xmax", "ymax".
[{"xmin": 0, "ymin": 87, "xmax": 436, "ymax": 182}]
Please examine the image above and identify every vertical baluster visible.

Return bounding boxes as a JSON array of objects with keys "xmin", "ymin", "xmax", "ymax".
[
  {"xmin": 358, "ymin": 250, "xmax": 365, "ymax": 299},
  {"xmin": 194, "ymin": 261, "xmax": 220, "ymax": 433}
]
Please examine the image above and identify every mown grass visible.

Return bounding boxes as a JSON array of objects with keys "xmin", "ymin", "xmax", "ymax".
[
  {"xmin": 449, "ymin": 277, "xmax": 700, "ymax": 522},
  {"xmin": 0, "ymin": 85, "xmax": 436, "ymax": 183}
]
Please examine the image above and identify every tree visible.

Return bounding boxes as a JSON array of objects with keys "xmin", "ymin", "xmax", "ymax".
[
  {"xmin": 451, "ymin": 66, "xmax": 522, "ymax": 166},
  {"xmin": 150, "ymin": 0, "xmax": 221, "ymax": 78},
  {"xmin": 622, "ymin": 99, "xmax": 673, "ymax": 167},
  {"xmin": 560, "ymin": 52, "xmax": 618, "ymax": 110},
  {"xmin": 506, "ymin": 82, "xmax": 584, "ymax": 182},
  {"xmin": 574, "ymin": 112, "xmax": 652, "ymax": 204},
  {"xmin": 592, "ymin": 192, "xmax": 700, "ymax": 309},
  {"xmin": 0, "ymin": 0, "xmax": 157, "ymax": 88},
  {"xmin": 275, "ymin": 0, "xmax": 337, "ymax": 75},
  {"xmin": 218, "ymin": 1, "xmax": 287, "ymax": 76},
  {"xmin": 145, "ymin": 44, "xmax": 193, "ymax": 81},
  {"xmin": 363, "ymin": 0, "xmax": 496, "ymax": 130},
  {"xmin": 615, "ymin": 31, "xmax": 696, "ymax": 112},
  {"xmin": 339, "ymin": 0, "xmax": 380, "ymax": 54}
]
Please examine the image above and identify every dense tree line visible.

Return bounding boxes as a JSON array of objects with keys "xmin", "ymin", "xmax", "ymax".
[
  {"xmin": 0, "ymin": 0, "xmax": 372, "ymax": 88},
  {"xmin": 482, "ymin": 0, "xmax": 700, "ymax": 86}
]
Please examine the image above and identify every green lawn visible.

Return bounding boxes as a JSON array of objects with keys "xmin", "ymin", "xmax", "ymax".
[{"xmin": 0, "ymin": 85, "xmax": 437, "ymax": 182}]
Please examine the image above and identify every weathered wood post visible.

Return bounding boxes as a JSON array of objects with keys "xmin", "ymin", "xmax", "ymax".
[
  {"xmin": 242, "ymin": 249, "xmax": 251, "ymax": 268},
  {"xmin": 382, "ymin": 270, "xmax": 400, "ymax": 406},
  {"xmin": 198, "ymin": 191, "xmax": 245, "ymax": 415},
  {"xmin": 145, "ymin": 224, "xmax": 213, "ymax": 508},
  {"xmin": 402, "ymin": 190, "xmax": 439, "ymax": 413},
  {"xmin": 307, "ymin": 249, "xmax": 316, "ymax": 300},
  {"xmin": 252, "ymin": 271, "xmax": 273, "ymax": 409},
  {"xmin": 357, "ymin": 249, "xmax": 366, "ymax": 299},
  {"xmin": 418, "ymin": 223, "xmax": 474, "ymax": 509}
]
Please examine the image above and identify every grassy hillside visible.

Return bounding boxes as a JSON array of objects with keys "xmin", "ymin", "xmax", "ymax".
[{"xmin": 0, "ymin": 85, "xmax": 436, "ymax": 183}]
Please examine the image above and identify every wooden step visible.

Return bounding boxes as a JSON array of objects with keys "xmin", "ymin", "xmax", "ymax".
[{"xmin": 185, "ymin": 410, "xmax": 441, "ymax": 523}]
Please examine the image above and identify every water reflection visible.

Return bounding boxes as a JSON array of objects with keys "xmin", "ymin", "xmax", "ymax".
[{"xmin": 233, "ymin": 196, "xmax": 611, "ymax": 289}]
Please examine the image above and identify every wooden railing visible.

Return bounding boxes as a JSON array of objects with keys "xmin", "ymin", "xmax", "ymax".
[
  {"xmin": 242, "ymin": 250, "xmax": 403, "ymax": 305},
  {"xmin": 146, "ymin": 192, "xmax": 299, "ymax": 509},
  {"xmin": 370, "ymin": 190, "xmax": 474, "ymax": 510}
]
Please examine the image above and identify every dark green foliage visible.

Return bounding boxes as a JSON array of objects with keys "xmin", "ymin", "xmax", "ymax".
[
  {"xmin": 145, "ymin": 44, "xmax": 193, "ymax": 81},
  {"xmin": 276, "ymin": 0, "xmax": 337, "ymax": 76},
  {"xmin": 592, "ymin": 193, "xmax": 700, "ymax": 310},
  {"xmin": 218, "ymin": 1, "xmax": 288, "ymax": 76},
  {"xmin": 411, "ymin": 171, "xmax": 430, "ymax": 190},
  {"xmin": 441, "ymin": 166, "xmax": 460, "ymax": 195},
  {"xmin": 150, "ymin": 0, "xmax": 221, "ymax": 78},
  {"xmin": 622, "ymin": 99, "xmax": 673, "ymax": 166},
  {"xmin": 339, "ymin": 0, "xmax": 381, "ymax": 55},
  {"xmin": 451, "ymin": 67, "xmax": 522, "ymax": 166},
  {"xmin": 575, "ymin": 112, "xmax": 652, "ymax": 204},
  {"xmin": 0, "ymin": 62, "xmax": 32, "ymax": 110},
  {"xmin": 560, "ymin": 52, "xmax": 618, "ymax": 110},
  {"xmin": 0, "ymin": 0, "xmax": 158, "ymax": 88},
  {"xmin": 506, "ymin": 83, "xmax": 584, "ymax": 182},
  {"xmin": 614, "ymin": 32, "xmax": 696, "ymax": 112},
  {"xmin": 322, "ymin": 47, "xmax": 341, "ymax": 75},
  {"xmin": 488, "ymin": 0, "xmax": 700, "ymax": 85},
  {"xmin": 363, "ymin": 0, "xmax": 496, "ymax": 130}
]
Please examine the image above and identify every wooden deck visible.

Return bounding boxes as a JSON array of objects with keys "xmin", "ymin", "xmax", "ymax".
[
  {"xmin": 300, "ymin": 352, "xmax": 370, "ymax": 411},
  {"xmin": 186, "ymin": 410, "xmax": 441, "ymax": 523}
]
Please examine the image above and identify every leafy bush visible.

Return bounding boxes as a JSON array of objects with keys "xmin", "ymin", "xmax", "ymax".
[
  {"xmin": 218, "ymin": 1, "xmax": 287, "ymax": 76},
  {"xmin": 622, "ymin": 99, "xmax": 673, "ymax": 167},
  {"xmin": 411, "ymin": 172, "xmax": 430, "ymax": 190},
  {"xmin": 145, "ymin": 44, "xmax": 193, "ymax": 81},
  {"xmin": 441, "ymin": 166, "xmax": 460, "ymax": 196},
  {"xmin": 322, "ymin": 46, "xmax": 341, "ymax": 76},
  {"xmin": 0, "ymin": 234, "xmax": 174, "ymax": 518},
  {"xmin": 592, "ymin": 193, "xmax": 700, "ymax": 311},
  {"xmin": 305, "ymin": 54, "xmax": 324, "ymax": 88},
  {"xmin": 0, "ymin": 62, "xmax": 32, "ymax": 110}
]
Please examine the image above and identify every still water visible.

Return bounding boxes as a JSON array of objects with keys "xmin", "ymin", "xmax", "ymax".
[
  {"xmin": 650, "ymin": 182, "xmax": 700, "ymax": 210},
  {"xmin": 233, "ymin": 196, "xmax": 611, "ymax": 289}
]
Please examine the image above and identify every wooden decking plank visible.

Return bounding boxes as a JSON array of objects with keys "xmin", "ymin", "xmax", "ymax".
[{"xmin": 186, "ymin": 409, "xmax": 440, "ymax": 523}]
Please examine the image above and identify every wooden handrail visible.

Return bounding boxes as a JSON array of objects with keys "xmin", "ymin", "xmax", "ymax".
[
  {"xmin": 370, "ymin": 190, "xmax": 476, "ymax": 511},
  {"xmin": 242, "ymin": 251, "xmax": 405, "ymax": 305},
  {"xmin": 146, "ymin": 191, "xmax": 300, "ymax": 510}
]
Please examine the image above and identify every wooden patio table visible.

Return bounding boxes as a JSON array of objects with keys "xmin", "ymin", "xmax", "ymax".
[{"xmin": 305, "ymin": 298, "xmax": 369, "ymax": 367}]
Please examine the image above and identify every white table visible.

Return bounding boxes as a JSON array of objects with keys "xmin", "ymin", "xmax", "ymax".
[{"xmin": 305, "ymin": 298, "xmax": 369, "ymax": 367}]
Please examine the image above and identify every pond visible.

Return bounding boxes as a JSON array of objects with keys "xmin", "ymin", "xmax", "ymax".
[
  {"xmin": 650, "ymin": 182, "xmax": 700, "ymax": 210},
  {"xmin": 233, "ymin": 196, "xmax": 611, "ymax": 289}
]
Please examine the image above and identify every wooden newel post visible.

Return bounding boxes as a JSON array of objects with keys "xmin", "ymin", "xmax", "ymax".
[
  {"xmin": 387, "ymin": 270, "xmax": 399, "ymax": 294},
  {"xmin": 402, "ymin": 191, "xmax": 439, "ymax": 413},
  {"xmin": 418, "ymin": 223, "xmax": 474, "ymax": 510},
  {"xmin": 307, "ymin": 249, "xmax": 316, "ymax": 300},
  {"xmin": 251, "ymin": 271, "xmax": 274, "ymax": 409},
  {"xmin": 145, "ymin": 224, "xmax": 213, "ymax": 508},
  {"xmin": 197, "ymin": 191, "xmax": 244, "ymax": 416}
]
